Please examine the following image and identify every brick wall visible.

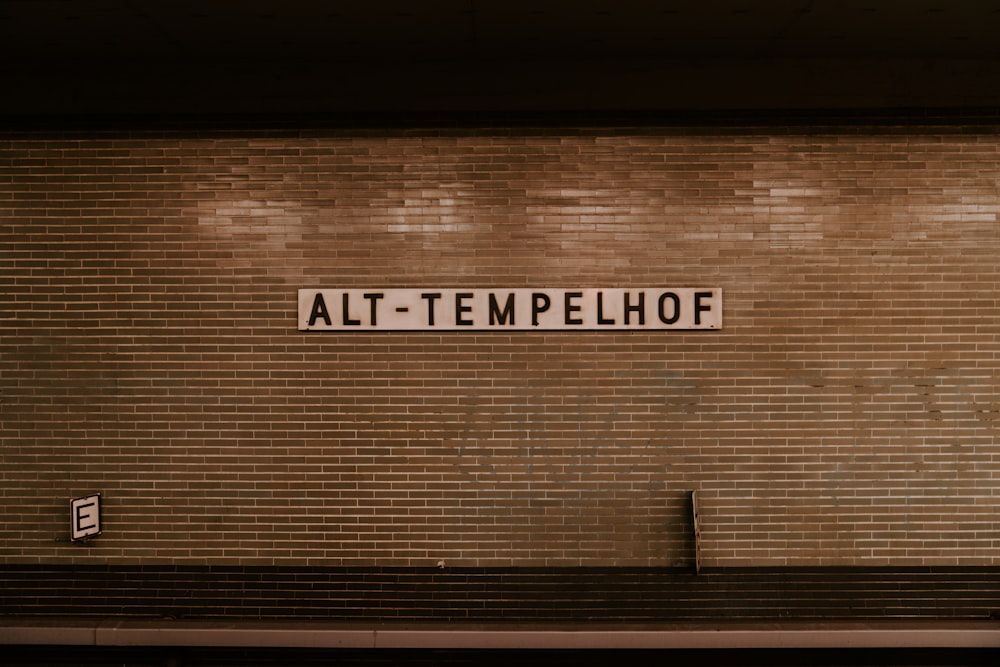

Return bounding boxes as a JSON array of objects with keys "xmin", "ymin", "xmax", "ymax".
[{"xmin": 2, "ymin": 119, "xmax": 999, "ymax": 567}]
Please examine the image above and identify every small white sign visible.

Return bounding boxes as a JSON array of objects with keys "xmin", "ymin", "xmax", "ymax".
[
  {"xmin": 71, "ymin": 494, "xmax": 101, "ymax": 541},
  {"xmin": 299, "ymin": 288, "xmax": 722, "ymax": 331}
]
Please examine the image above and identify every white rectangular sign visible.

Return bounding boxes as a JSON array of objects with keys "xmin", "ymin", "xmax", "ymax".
[
  {"xmin": 71, "ymin": 494, "xmax": 101, "ymax": 541},
  {"xmin": 299, "ymin": 288, "xmax": 721, "ymax": 331}
]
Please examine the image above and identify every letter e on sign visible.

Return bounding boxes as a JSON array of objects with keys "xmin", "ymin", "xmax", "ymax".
[{"xmin": 71, "ymin": 494, "xmax": 101, "ymax": 541}]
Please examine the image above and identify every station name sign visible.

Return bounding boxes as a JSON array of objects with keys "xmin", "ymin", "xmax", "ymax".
[{"xmin": 299, "ymin": 288, "xmax": 721, "ymax": 331}]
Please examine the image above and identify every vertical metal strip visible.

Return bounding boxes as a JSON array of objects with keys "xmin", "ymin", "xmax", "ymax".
[{"xmin": 690, "ymin": 490, "xmax": 701, "ymax": 574}]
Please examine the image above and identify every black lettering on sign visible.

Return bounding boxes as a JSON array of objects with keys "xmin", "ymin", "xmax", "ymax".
[
  {"xmin": 489, "ymin": 293, "xmax": 515, "ymax": 325},
  {"xmin": 532, "ymin": 293, "xmax": 550, "ymax": 326},
  {"xmin": 421, "ymin": 293, "xmax": 442, "ymax": 326},
  {"xmin": 308, "ymin": 292, "xmax": 332, "ymax": 327},
  {"xmin": 658, "ymin": 292, "xmax": 680, "ymax": 324},
  {"xmin": 342, "ymin": 293, "xmax": 360, "ymax": 326},
  {"xmin": 364, "ymin": 293, "xmax": 384, "ymax": 326},
  {"xmin": 597, "ymin": 291, "xmax": 615, "ymax": 325},
  {"xmin": 625, "ymin": 291, "xmax": 645, "ymax": 325},
  {"xmin": 300, "ymin": 288, "xmax": 720, "ymax": 331},
  {"xmin": 455, "ymin": 292, "xmax": 474, "ymax": 325},
  {"xmin": 76, "ymin": 502, "xmax": 97, "ymax": 532},
  {"xmin": 694, "ymin": 291, "xmax": 712, "ymax": 325},
  {"xmin": 564, "ymin": 291, "xmax": 583, "ymax": 325}
]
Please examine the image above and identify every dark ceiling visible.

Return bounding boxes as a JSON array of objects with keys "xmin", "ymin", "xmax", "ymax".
[{"xmin": 3, "ymin": 0, "xmax": 1000, "ymax": 116}]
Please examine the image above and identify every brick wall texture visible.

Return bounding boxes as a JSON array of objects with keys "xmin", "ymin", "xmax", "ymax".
[{"xmin": 2, "ymin": 121, "xmax": 999, "ymax": 568}]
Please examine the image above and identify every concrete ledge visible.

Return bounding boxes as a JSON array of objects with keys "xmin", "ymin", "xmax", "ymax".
[{"xmin": 2, "ymin": 619, "xmax": 999, "ymax": 650}]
